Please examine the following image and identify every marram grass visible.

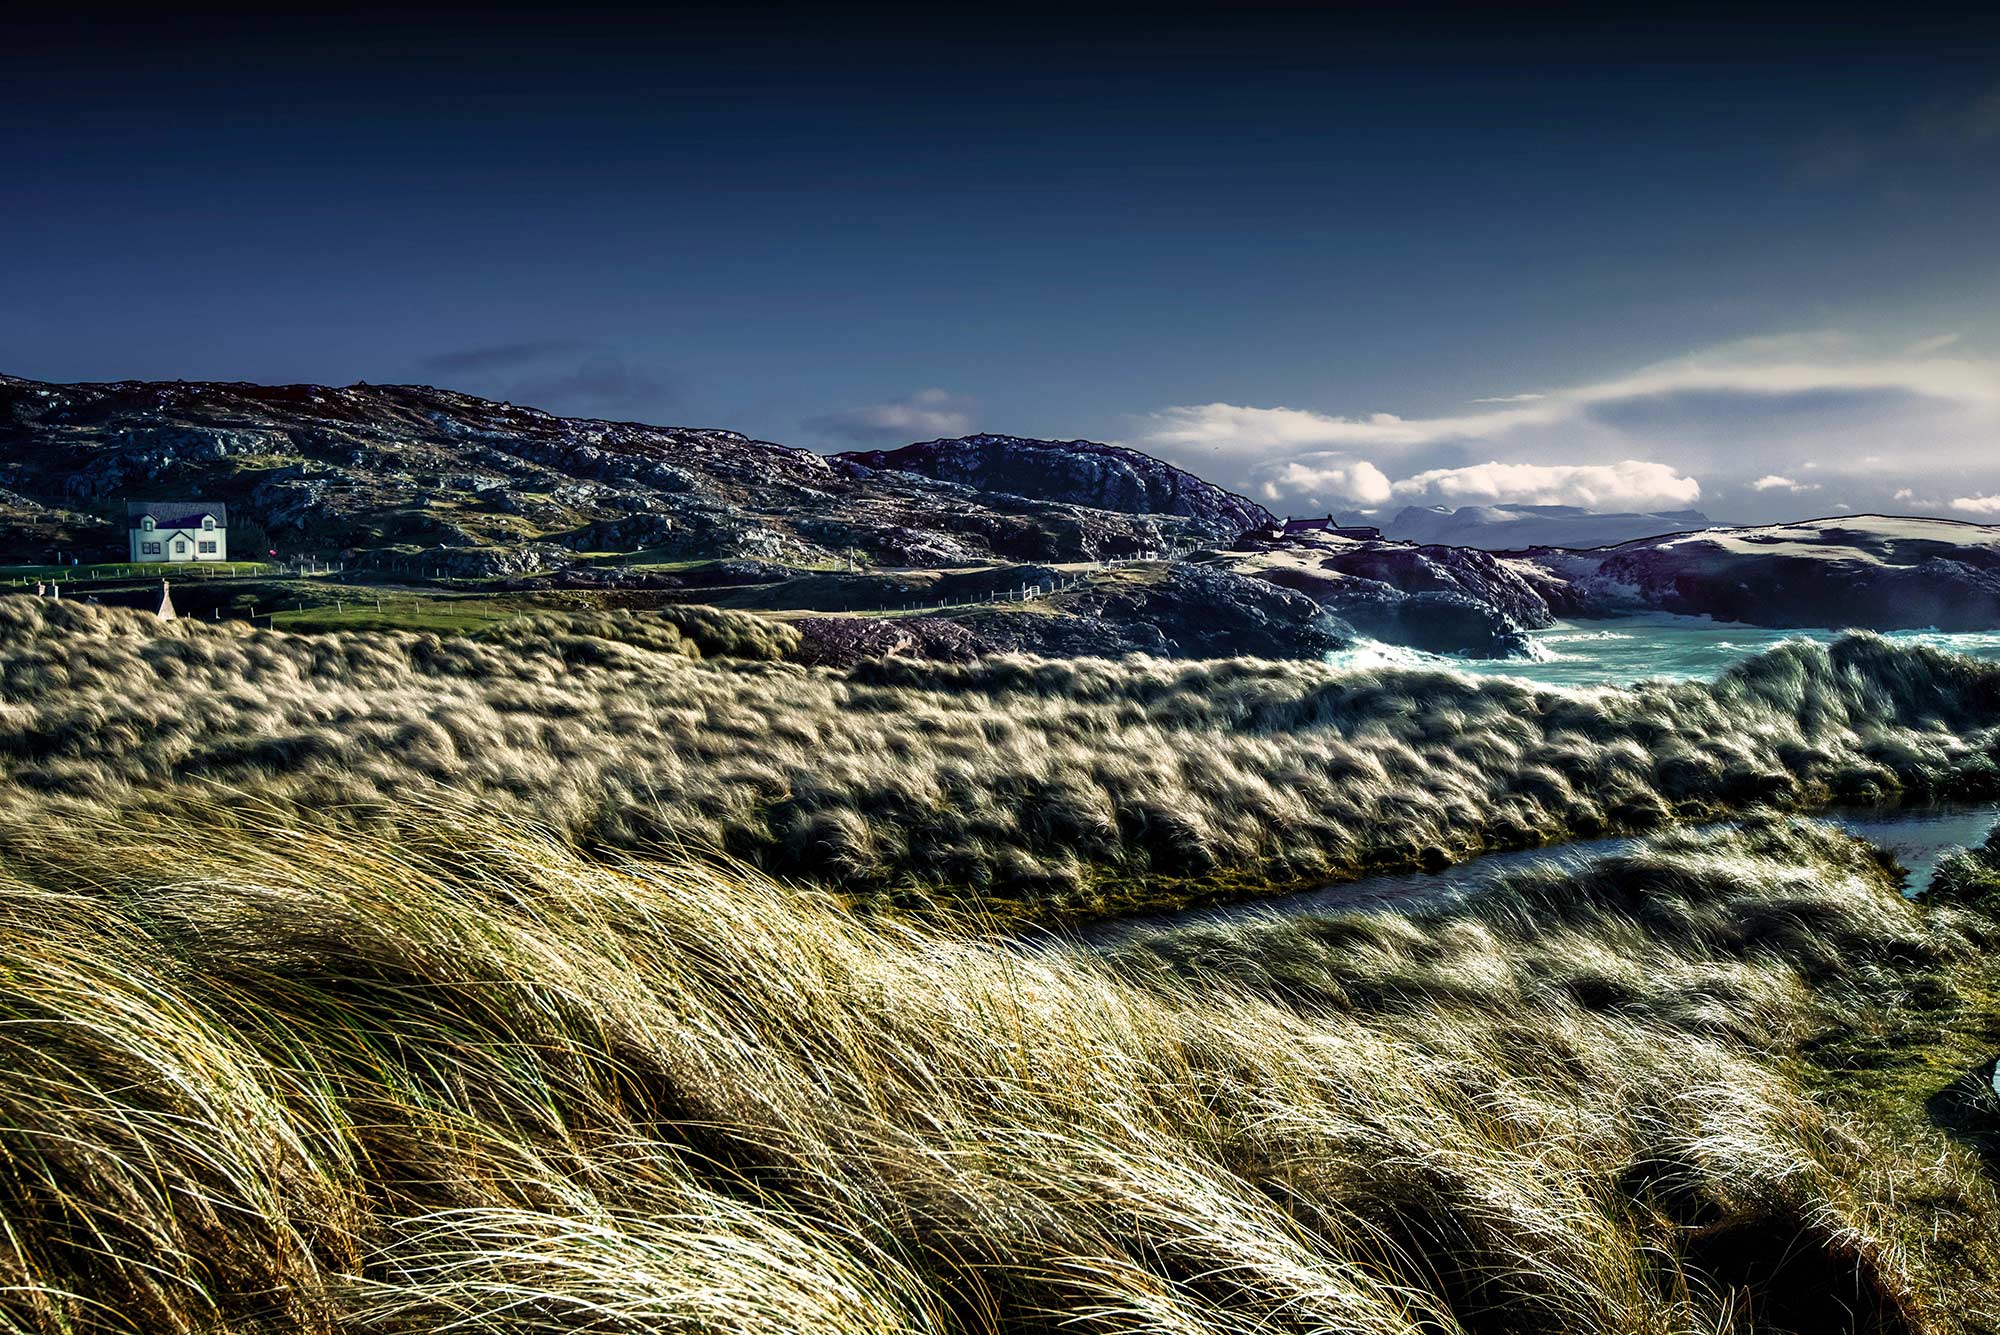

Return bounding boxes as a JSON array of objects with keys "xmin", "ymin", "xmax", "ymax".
[
  {"xmin": 1, "ymin": 799, "xmax": 1997, "ymax": 1333},
  {"xmin": 4, "ymin": 595, "xmax": 2000, "ymax": 923}
]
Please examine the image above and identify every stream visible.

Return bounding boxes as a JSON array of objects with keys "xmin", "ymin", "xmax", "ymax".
[{"xmin": 1081, "ymin": 799, "xmax": 2000, "ymax": 947}]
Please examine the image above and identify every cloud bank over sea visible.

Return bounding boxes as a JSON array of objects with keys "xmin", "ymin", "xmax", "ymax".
[{"xmin": 1132, "ymin": 331, "xmax": 2000, "ymax": 521}]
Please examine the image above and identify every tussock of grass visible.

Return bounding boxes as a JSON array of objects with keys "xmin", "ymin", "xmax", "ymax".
[
  {"xmin": 1930, "ymin": 821, "xmax": 2000, "ymax": 911},
  {"xmin": 4, "ymin": 594, "xmax": 1999, "ymax": 922},
  {"xmin": 0, "ymin": 801, "xmax": 1992, "ymax": 1332},
  {"xmin": 473, "ymin": 604, "xmax": 804, "ymax": 661}
]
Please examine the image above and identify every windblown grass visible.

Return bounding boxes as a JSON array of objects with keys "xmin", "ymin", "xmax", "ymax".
[
  {"xmin": 0, "ymin": 800, "xmax": 1993, "ymax": 1333},
  {"xmin": 4, "ymin": 595, "xmax": 1998, "ymax": 922}
]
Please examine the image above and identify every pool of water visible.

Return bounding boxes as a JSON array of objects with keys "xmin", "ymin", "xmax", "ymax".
[
  {"xmin": 1075, "ymin": 623, "xmax": 2000, "ymax": 945},
  {"xmin": 1083, "ymin": 799, "xmax": 2000, "ymax": 945},
  {"xmin": 1323, "ymin": 613, "xmax": 2000, "ymax": 690}
]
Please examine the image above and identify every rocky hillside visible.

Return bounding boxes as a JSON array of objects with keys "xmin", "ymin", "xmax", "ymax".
[
  {"xmin": 1534, "ymin": 516, "xmax": 2000, "ymax": 630},
  {"xmin": 13, "ymin": 374, "xmax": 2000, "ymax": 662},
  {"xmin": 0, "ymin": 377, "xmax": 1244, "ymax": 574},
  {"xmin": 1224, "ymin": 531, "xmax": 1575, "ymax": 658},
  {"xmin": 836, "ymin": 434, "xmax": 1274, "ymax": 536},
  {"xmin": 1222, "ymin": 514, "xmax": 2000, "ymax": 651}
]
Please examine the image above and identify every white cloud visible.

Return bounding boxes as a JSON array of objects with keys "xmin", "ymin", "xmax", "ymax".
[
  {"xmin": 1893, "ymin": 488, "xmax": 1916, "ymax": 501},
  {"xmin": 1254, "ymin": 457, "xmax": 1392, "ymax": 506},
  {"xmin": 1139, "ymin": 400, "xmax": 1550, "ymax": 455},
  {"xmin": 1389, "ymin": 460, "xmax": 1701, "ymax": 511},
  {"xmin": 1128, "ymin": 331, "xmax": 2000, "ymax": 519},
  {"xmin": 1138, "ymin": 334, "xmax": 2000, "ymax": 462},
  {"xmin": 807, "ymin": 388, "xmax": 974, "ymax": 445},
  {"xmin": 1951, "ymin": 495, "xmax": 2000, "ymax": 516}
]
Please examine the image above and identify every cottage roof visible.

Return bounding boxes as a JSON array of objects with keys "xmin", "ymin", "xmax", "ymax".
[{"xmin": 127, "ymin": 500, "xmax": 228, "ymax": 529}]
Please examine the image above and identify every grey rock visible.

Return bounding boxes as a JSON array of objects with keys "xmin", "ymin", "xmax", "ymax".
[
  {"xmin": 1527, "ymin": 518, "xmax": 2000, "ymax": 631},
  {"xmin": 983, "ymin": 564, "xmax": 1351, "ymax": 661},
  {"xmin": 835, "ymin": 434, "xmax": 1274, "ymax": 539}
]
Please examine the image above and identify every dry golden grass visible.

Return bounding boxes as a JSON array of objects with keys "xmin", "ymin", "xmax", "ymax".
[
  {"xmin": 2, "ymin": 595, "xmax": 1998, "ymax": 922},
  {"xmin": 7, "ymin": 595, "xmax": 2000, "ymax": 1333},
  {"xmin": 0, "ymin": 797, "xmax": 1995, "ymax": 1334}
]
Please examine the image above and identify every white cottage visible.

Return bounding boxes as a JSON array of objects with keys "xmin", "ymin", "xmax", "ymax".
[{"xmin": 128, "ymin": 501, "xmax": 228, "ymax": 563}]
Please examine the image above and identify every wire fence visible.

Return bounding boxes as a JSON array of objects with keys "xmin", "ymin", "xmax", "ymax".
[
  {"xmin": 5, "ymin": 560, "xmax": 342, "ymax": 587},
  {"xmin": 884, "ymin": 573, "xmax": 1084, "ymax": 616},
  {"xmin": 835, "ymin": 548, "xmax": 1197, "ymax": 615},
  {"xmin": 7, "ymin": 546, "xmax": 1202, "ymax": 622}
]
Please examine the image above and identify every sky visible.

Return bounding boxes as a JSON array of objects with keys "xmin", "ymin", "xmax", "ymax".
[{"xmin": 4, "ymin": 4, "xmax": 1998, "ymax": 523}]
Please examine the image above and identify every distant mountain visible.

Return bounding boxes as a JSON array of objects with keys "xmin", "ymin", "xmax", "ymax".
[
  {"xmin": 0, "ymin": 376, "xmax": 1254, "ymax": 573},
  {"xmin": 834, "ymin": 434, "xmax": 1275, "ymax": 536},
  {"xmin": 1383, "ymin": 504, "xmax": 1711, "ymax": 550}
]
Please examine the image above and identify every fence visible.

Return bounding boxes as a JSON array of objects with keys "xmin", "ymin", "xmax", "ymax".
[
  {"xmin": 871, "ymin": 546, "xmax": 1209, "ymax": 615},
  {"xmin": 876, "ymin": 573, "xmax": 1084, "ymax": 616},
  {"xmin": 5, "ymin": 559, "xmax": 340, "ymax": 588}
]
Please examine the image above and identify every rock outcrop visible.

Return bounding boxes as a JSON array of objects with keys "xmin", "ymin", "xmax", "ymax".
[
  {"xmin": 1221, "ymin": 515, "xmax": 2000, "ymax": 654},
  {"xmin": 1531, "ymin": 517, "xmax": 2000, "ymax": 630},
  {"xmin": 834, "ymin": 434, "xmax": 1274, "ymax": 540},
  {"xmin": 1225, "ymin": 534, "xmax": 1568, "ymax": 658},
  {"xmin": 976, "ymin": 564, "xmax": 1352, "ymax": 661},
  {"xmin": 791, "ymin": 616, "xmax": 999, "ymax": 667}
]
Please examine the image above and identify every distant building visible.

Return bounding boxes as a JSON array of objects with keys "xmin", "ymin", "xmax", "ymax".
[
  {"xmin": 128, "ymin": 501, "xmax": 227, "ymax": 563},
  {"xmin": 1281, "ymin": 515, "xmax": 1381, "ymax": 540}
]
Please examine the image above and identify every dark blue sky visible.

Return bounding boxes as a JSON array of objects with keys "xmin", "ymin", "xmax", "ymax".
[{"xmin": 6, "ymin": 5, "xmax": 1998, "ymax": 518}]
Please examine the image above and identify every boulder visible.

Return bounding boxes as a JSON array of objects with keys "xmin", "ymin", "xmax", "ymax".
[{"xmin": 791, "ymin": 616, "xmax": 998, "ymax": 667}]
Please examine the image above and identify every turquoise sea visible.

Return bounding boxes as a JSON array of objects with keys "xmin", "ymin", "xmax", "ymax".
[
  {"xmin": 1327, "ymin": 612, "xmax": 2000, "ymax": 689},
  {"xmin": 1076, "ymin": 614, "xmax": 2000, "ymax": 944}
]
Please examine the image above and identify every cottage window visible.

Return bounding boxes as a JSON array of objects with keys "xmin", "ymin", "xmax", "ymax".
[
  {"xmin": 199, "ymin": 541, "xmax": 216, "ymax": 553},
  {"xmin": 141, "ymin": 517, "xmax": 155, "ymax": 531},
  {"xmin": 202, "ymin": 517, "xmax": 215, "ymax": 530},
  {"xmin": 142, "ymin": 542, "xmax": 161, "ymax": 555}
]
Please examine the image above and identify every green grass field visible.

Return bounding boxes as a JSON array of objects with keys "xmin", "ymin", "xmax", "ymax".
[
  {"xmin": 0, "ymin": 560, "xmax": 279, "ymax": 583},
  {"xmin": 267, "ymin": 594, "xmax": 525, "ymax": 635}
]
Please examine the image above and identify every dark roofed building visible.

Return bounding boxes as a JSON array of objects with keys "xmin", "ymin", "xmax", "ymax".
[{"xmin": 1281, "ymin": 515, "xmax": 1381, "ymax": 540}]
